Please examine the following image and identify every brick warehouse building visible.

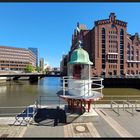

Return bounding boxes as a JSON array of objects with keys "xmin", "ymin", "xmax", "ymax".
[
  {"xmin": 0, "ymin": 46, "xmax": 36, "ymax": 72},
  {"xmin": 60, "ymin": 13, "xmax": 140, "ymax": 78}
]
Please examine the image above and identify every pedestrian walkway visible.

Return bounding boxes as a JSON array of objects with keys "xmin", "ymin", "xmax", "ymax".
[
  {"xmin": 0, "ymin": 125, "xmax": 27, "ymax": 138},
  {"xmin": 95, "ymin": 109, "xmax": 133, "ymax": 137},
  {"xmin": 1, "ymin": 105, "xmax": 140, "ymax": 137},
  {"xmin": 64, "ymin": 122, "xmax": 100, "ymax": 137}
]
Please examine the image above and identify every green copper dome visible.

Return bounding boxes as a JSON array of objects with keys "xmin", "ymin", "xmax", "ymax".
[{"xmin": 68, "ymin": 46, "xmax": 93, "ymax": 65}]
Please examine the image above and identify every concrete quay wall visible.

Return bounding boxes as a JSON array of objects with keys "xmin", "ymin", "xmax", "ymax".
[{"xmin": 103, "ymin": 78, "xmax": 140, "ymax": 89}]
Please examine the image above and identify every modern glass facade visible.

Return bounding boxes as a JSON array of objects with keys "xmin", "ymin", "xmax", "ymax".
[{"xmin": 28, "ymin": 48, "xmax": 38, "ymax": 67}]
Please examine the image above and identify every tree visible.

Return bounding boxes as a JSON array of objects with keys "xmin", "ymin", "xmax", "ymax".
[
  {"xmin": 35, "ymin": 66, "xmax": 41, "ymax": 72},
  {"xmin": 25, "ymin": 64, "xmax": 34, "ymax": 73}
]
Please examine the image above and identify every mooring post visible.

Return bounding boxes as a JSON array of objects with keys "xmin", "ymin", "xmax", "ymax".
[
  {"xmin": 84, "ymin": 99, "xmax": 86, "ymax": 107},
  {"xmin": 80, "ymin": 100, "xmax": 82, "ymax": 114},
  {"xmin": 72, "ymin": 99, "xmax": 74, "ymax": 113},
  {"xmin": 87, "ymin": 100, "xmax": 91, "ymax": 112}
]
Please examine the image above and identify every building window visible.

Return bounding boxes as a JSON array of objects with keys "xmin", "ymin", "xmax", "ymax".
[
  {"xmin": 102, "ymin": 28, "xmax": 106, "ymax": 70},
  {"xmin": 102, "ymin": 28, "xmax": 105, "ymax": 35},
  {"xmin": 120, "ymin": 50, "xmax": 123, "ymax": 55},
  {"xmin": 131, "ymin": 56, "xmax": 134, "ymax": 60},
  {"xmin": 131, "ymin": 70, "xmax": 134, "ymax": 75},
  {"xmin": 127, "ymin": 56, "xmax": 130, "ymax": 60},
  {"xmin": 102, "ymin": 44, "xmax": 105, "ymax": 49},
  {"xmin": 120, "ymin": 29, "xmax": 124, "ymax": 69},
  {"xmin": 127, "ymin": 44, "xmax": 130, "ymax": 50},
  {"xmin": 136, "ymin": 49, "xmax": 139, "ymax": 55},
  {"xmin": 136, "ymin": 56, "xmax": 139, "ymax": 61},
  {"xmin": 127, "ymin": 43, "xmax": 131, "ymax": 61},
  {"xmin": 111, "ymin": 24, "xmax": 115, "ymax": 28},
  {"xmin": 120, "ymin": 45, "xmax": 123, "ymax": 50},
  {"xmin": 136, "ymin": 49, "xmax": 139, "ymax": 61},
  {"xmin": 120, "ymin": 65, "xmax": 123, "ymax": 69},
  {"xmin": 102, "ymin": 40, "xmax": 105, "ymax": 44},
  {"xmin": 120, "ymin": 29, "xmax": 124, "ymax": 36},
  {"xmin": 120, "ymin": 55, "xmax": 123, "ymax": 59},
  {"xmin": 127, "ymin": 70, "xmax": 130, "ymax": 74}
]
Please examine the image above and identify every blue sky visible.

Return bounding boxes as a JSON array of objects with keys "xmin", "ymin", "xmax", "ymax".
[{"xmin": 0, "ymin": 2, "xmax": 140, "ymax": 67}]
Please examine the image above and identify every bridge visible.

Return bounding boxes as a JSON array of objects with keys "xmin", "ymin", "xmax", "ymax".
[{"xmin": 0, "ymin": 73, "xmax": 60, "ymax": 82}]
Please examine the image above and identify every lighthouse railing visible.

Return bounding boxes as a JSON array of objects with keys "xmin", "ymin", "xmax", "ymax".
[{"xmin": 61, "ymin": 76, "xmax": 104, "ymax": 97}]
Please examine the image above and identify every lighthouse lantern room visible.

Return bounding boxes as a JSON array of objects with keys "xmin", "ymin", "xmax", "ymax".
[{"xmin": 58, "ymin": 41, "xmax": 104, "ymax": 113}]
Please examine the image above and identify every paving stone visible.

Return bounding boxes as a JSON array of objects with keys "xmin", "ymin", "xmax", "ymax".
[{"xmin": 2, "ymin": 106, "xmax": 140, "ymax": 137}]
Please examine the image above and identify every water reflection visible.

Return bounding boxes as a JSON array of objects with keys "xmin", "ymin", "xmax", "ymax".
[
  {"xmin": 0, "ymin": 86, "xmax": 7, "ymax": 93},
  {"xmin": 38, "ymin": 77, "xmax": 61, "ymax": 96}
]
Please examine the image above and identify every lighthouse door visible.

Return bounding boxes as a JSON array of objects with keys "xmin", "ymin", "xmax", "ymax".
[{"xmin": 73, "ymin": 64, "xmax": 81, "ymax": 79}]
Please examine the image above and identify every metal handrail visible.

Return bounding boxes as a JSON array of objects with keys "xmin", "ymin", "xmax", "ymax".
[
  {"xmin": 123, "ymin": 101, "xmax": 135, "ymax": 116},
  {"xmin": 110, "ymin": 101, "xmax": 120, "ymax": 116}
]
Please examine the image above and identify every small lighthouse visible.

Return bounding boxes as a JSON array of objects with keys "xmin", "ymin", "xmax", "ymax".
[{"xmin": 58, "ymin": 41, "xmax": 104, "ymax": 114}]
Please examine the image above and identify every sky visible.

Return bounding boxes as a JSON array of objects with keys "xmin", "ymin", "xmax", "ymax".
[{"xmin": 0, "ymin": 2, "xmax": 140, "ymax": 67}]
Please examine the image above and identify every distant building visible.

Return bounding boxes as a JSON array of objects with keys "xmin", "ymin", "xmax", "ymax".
[
  {"xmin": 60, "ymin": 54, "xmax": 68, "ymax": 76},
  {"xmin": 0, "ymin": 46, "xmax": 36, "ymax": 72},
  {"xmin": 52, "ymin": 67, "xmax": 60, "ymax": 71},
  {"xmin": 28, "ymin": 48, "xmax": 38, "ymax": 67},
  {"xmin": 44, "ymin": 63, "xmax": 51, "ymax": 71},
  {"xmin": 61, "ymin": 13, "xmax": 140, "ymax": 78},
  {"xmin": 39, "ymin": 58, "xmax": 44, "ymax": 71}
]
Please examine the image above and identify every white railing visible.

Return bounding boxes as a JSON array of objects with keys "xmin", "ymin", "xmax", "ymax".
[{"xmin": 61, "ymin": 76, "xmax": 104, "ymax": 97}]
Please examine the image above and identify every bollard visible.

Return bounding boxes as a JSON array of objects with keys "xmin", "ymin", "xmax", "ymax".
[
  {"xmin": 111, "ymin": 101, "xmax": 112, "ymax": 109},
  {"xmin": 118, "ymin": 105, "xmax": 120, "ymax": 116},
  {"xmin": 132, "ymin": 104, "xmax": 134, "ymax": 116},
  {"xmin": 123, "ymin": 101, "xmax": 124, "ymax": 111}
]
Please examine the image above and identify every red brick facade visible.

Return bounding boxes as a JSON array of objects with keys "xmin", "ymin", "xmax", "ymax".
[{"xmin": 60, "ymin": 13, "xmax": 140, "ymax": 78}]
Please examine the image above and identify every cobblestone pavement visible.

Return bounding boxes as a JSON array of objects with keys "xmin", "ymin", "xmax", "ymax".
[
  {"xmin": 1, "ymin": 105, "xmax": 140, "ymax": 138},
  {"xmin": 0, "ymin": 125, "xmax": 27, "ymax": 138}
]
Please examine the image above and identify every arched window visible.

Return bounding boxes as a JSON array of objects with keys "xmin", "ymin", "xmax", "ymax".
[
  {"xmin": 131, "ymin": 46, "xmax": 134, "ymax": 55},
  {"xmin": 102, "ymin": 28, "xmax": 105, "ymax": 35},
  {"xmin": 127, "ymin": 44, "xmax": 130, "ymax": 51},
  {"xmin": 136, "ymin": 49, "xmax": 139, "ymax": 55},
  {"xmin": 102, "ymin": 28, "xmax": 106, "ymax": 70},
  {"xmin": 127, "ymin": 44, "xmax": 130, "ymax": 60},
  {"xmin": 136, "ymin": 49, "xmax": 139, "ymax": 61},
  {"xmin": 120, "ymin": 29, "xmax": 124, "ymax": 35}
]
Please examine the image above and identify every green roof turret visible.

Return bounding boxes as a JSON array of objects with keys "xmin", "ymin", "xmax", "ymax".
[{"xmin": 69, "ymin": 41, "xmax": 93, "ymax": 65}]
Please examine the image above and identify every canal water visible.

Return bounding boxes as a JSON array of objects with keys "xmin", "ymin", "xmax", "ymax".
[
  {"xmin": 0, "ymin": 77, "xmax": 140, "ymax": 108},
  {"xmin": 0, "ymin": 77, "xmax": 62, "ymax": 108}
]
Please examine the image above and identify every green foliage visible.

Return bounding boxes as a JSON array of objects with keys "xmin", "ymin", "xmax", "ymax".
[
  {"xmin": 25, "ymin": 64, "xmax": 34, "ymax": 73},
  {"xmin": 35, "ymin": 66, "xmax": 41, "ymax": 72}
]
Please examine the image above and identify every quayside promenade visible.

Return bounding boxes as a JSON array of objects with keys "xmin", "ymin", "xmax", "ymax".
[{"xmin": 1, "ymin": 104, "xmax": 140, "ymax": 138}]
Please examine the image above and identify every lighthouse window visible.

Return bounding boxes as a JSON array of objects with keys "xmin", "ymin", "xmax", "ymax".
[{"xmin": 73, "ymin": 65, "xmax": 81, "ymax": 79}]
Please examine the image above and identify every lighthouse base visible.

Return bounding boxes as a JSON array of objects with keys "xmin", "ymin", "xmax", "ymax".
[{"xmin": 66, "ymin": 107, "xmax": 99, "ymax": 123}]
